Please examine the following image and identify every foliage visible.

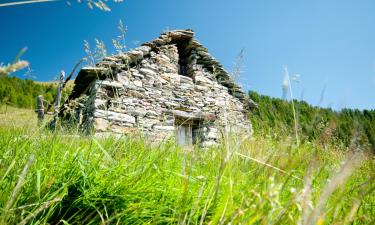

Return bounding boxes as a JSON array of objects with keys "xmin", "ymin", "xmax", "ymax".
[
  {"xmin": 0, "ymin": 76, "xmax": 57, "ymax": 108},
  {"xmin": 249, "ymin": 91, "xmax": 375, "ymax": 151},
  {"xmin": 0, "ymin": 76, "xmax": 74, "ymax": 110}
]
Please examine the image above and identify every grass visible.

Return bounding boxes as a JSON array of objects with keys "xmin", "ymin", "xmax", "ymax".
[
  {"xmin": 0, "ymin": 106, "xmax": 374, "ymax": 224},
  {"xmin": 0, "ymin": 106, "xmax": 39, "ymax": 129}
]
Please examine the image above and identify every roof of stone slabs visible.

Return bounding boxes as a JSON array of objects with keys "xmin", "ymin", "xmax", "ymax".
[{"xmin": 70, "ymin": 29, "xmax": 252, "ymax": 108}]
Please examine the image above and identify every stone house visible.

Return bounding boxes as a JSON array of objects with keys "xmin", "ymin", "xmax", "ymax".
[{"xmin": 61, "ymin": 30, "xmax": 255, "ymax": 147}]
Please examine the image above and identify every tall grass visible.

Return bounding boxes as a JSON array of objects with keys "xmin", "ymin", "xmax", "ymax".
[{"xmin": 0, "ymin": 108, "xmax": 374, "ymax": 224}]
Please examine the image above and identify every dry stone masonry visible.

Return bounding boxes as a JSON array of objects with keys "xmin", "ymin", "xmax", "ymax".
[{"xmin": 61, "ymin": 29, "xmax": 254, "ymax": 147}]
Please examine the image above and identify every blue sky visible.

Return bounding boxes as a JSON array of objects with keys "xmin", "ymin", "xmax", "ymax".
[{"xmin": 1, "ymin": 0, "xmax": 374, "ymax": 110}]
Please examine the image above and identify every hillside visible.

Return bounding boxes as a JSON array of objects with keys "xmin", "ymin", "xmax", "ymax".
[
  {"xmin": 0, "ymin": 76, "xmax": 56, "ymax": 108},
  {"xmin": 249, "ymin": 91, "xmax": 375, "ymax": 152},
  {"xmin": 0, "ymin": 76, "xmax": 73, "ymax": 109}
]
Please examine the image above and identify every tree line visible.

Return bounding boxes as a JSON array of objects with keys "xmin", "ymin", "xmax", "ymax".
[
  {"xmin": 249, "ymin": 91, "xmax": 375, "ymax": 152},
  {"xmin": 0, "ymin": 76, "xmax": 57, "ymax": 108}
]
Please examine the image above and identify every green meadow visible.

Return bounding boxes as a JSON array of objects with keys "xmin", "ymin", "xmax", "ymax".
[{"xmin": 0, "ymin": 105, "xmax": 374, "ymax": 224}]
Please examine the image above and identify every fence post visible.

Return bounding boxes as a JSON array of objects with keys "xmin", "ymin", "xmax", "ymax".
[
  {"xmin": 36, "ymin": 95, "xmax": 44, "ymax": 123},
  {"xmin": 51, "ymin": 70, "xmax": 65, "ymax": 130}
]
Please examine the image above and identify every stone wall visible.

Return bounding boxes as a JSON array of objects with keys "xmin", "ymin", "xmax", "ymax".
[{"xmin": 62, "ymin": 30, "xmax": 252, "ymax": 147}]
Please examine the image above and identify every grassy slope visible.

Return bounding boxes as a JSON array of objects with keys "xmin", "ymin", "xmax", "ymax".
[
  {"xmin": 249, "ymin": 91, "xmax": 375, "ymax": 152},
  {"xmin": 0, "ymin": 76, "xmax": 73, "ymax": 109},
  {"xmin": 0, "ymin": 107, "xmax": 374, "ymax": 224}
]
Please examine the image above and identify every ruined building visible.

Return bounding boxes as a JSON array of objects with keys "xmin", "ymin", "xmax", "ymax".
[{"xmin": 61, "ymin": 30, "xmax": 255, "ymax": 147}]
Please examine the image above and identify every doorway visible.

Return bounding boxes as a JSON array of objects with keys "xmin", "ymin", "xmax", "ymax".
[{"xmin": 175, "ymin": 118, "xmax": 203, "ymax": 147}]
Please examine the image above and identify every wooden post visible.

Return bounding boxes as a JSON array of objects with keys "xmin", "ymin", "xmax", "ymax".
[
  {"xmin": 51, "ymin": 70, "xmax": 65, "ymax": 130},
  {"xmin": 36, "ymin": 95, "xmax": 44, "ymax": 122}
]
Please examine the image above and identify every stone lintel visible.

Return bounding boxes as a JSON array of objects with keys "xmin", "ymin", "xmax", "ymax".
[{"xmin": 172, "ymin": 110, "xmax": 216, "ymax": 122}]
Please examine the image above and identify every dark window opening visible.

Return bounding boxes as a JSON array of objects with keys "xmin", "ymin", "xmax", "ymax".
[
  {"xmin": 175, "ymin": 39, "xmax": 191, "ymax": 77},
  {"xmin": 192, "ymin": 126, "xmax": 203, "ymax": 145}
]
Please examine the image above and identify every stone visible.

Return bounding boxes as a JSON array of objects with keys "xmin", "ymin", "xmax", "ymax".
[
  {"xmin": 128, "ymin": 50, "xmax": 144, "ymax": 61},
  {"xmin": 117, "ymin": 75, "xmax": 130, "ymax": 86},
  {"xmin": 195, "ymin": 85, "xmax": 209, "ymax": 92},
  {"xmin": 159, "ymin": 54, "xmax": 170, "ymax": 62},
  {"xmin": 132, "ymin": 73, "xmax": 144, "ymax": 79},
  {"xmin": 128, "ymin": 109, "xmax": 147, "ymax": 117},
  {"xmin": 157, "ymin": 77, "xmax": 168, "ymax": 85},
  {"xmin": 206, "ymin": 128, "xmax": 218, "ymax": 139},
  {"xmin": 122, "ymin": 98, "xmax": 138, "ymax": 105},
  {"xmin": 146, "ymin": 110, "xmax": 159, "ymax": 117},
  {"xmin": 94, "ymin": 109, "xmax": 136, "ymax": 124},
  {"xmin": 94, "ymin": 99, "xmax": 107, "ymax": 109},
  {"xmin": 153, "ymin": 125, "xmax": 175, "ymax": 131},
  {"xmin": 201, "ymin": 140, "xmax": 217, "ymax": 147},
  {"xmin": 100, "ymin": 80, "xmax": 123, "ymax": 88},
  {"xmin": 137, "ymin": 46, "xmax": 151, "ymax": 55},
  {"xmin": 180, "ymin": 83, "xmax": 194, "ymax": 90},
  {"xmin": 140, "ymin": 68, "xmax": 157, "ymax": 76},
  {"xmin": 133, "ymin": 80, "xmax": 143, "ymax": 87},
  {"xmin": 165, "ymin": 101, "xmax": 180, "ymax": 108},
  {"xmin": 95, "ymin": 118, "xmax": 109, "ymax": 131},
  {"xmin": 195, "ymin": 75, "xmax": 212, "ymax": 85},
  {"xmin": 110, "ymin": 125, "xmax": 135, "ymax": 133},
  {"xmin": 179, "ymin": 75, "xmax": 194, "ymax": 83},
  {"xmin": 141, "ymin": 119, "xmax": 159, "ymax": 128}
]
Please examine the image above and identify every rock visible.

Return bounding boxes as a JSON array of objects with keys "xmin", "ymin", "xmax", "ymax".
[
  {"xmin": 158, "ymin": 77, "xmax": 168, "ymax": 85},
  {"xmin": 195, "ymin": 75, "xmax": 212, "ymax": 85},
  {"xmin": 180, "ymin": 82, "xmax": 194, "ymax": 90},
  {"xmin": 159, "ymin": 54, "xmax": 170, "ymax": 61},
  {"xmin": 94, "ymin": 99, "xmax": 107, "ymax": 109},
  {"xmin": 95, "ymin": 118, "xmax": 109, "ymax": 131},
  {"xmin": 136, "ymin": 46, "xmax": 151, "ymax": 55},
  {"xmin": 200, "ymin": 140, "xmax": 217, "ymax": 147},
  {"xmin": 110, "ymin": 125, "xmax": 136, "ymax": 133},
  {"xmin": 215, "ymin": 99, "xmax": 226, "ymax": 106},
  {"xmin": 128, "ymin": 109, "xmax": 147, "ymax": 117},
  {"xmin": 165, "ymin": 101, "xmax": 180, "ymax": 108},
  {"xmin": 207, "ymin": 128, "xmax": 218, "ymax": 139},
  {"xmin": 132, "ymin": 72, "xmax": 144, "ymax": 79},
  {"xmin": 146, "ymin": 110, "xmax": 159, "ymax": 118},
  {"xmin": 127, "ymin": 90, "xmax": 145, "ymax": 98},
  {"xmin": 140, "ymin": 68, "xmax": 157, "ymax": 76},
  {"xmin": 100, "ymin": 80, "xmax": 123, "ymax": 88},
  {"xmin": 153, "ymin": 125, "xmax": 175, "ymax": 131},
  {"xmin": 128, "ymin": 50, "xmax": 144, "ymax": 61},
  {"xmin": 154, "ymin": 38, "xmax": 167, "ymax": 45},
  {"xmin": 141, "ymin": 119, "xmax": 160, "ymax": 128},
  {"xmin": 122, "ymin": 98, "xmax": 138, "ymax": 105},
  {"xmin": 133, "ymin": 80, "xmax": 143, "ymax": 87},
  {"xmin": 94, "ymin": 110, "xmax": 136, "ymax": 124},
  {"xmin": 195, "ymin": 85, "xmax": 209, "ymax": 92},
  {"xmin": 117, "ymin": 75, "xmax": 130, "ymax": 86},
  {"xmin": 179, "ymin": 75, "xmax": 194, "ymax": 83}
]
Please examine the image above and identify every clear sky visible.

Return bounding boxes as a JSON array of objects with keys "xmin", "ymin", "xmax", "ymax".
[{"xmin": 1, "ymin": 0, "xmax": 374, "ymax": 110}]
